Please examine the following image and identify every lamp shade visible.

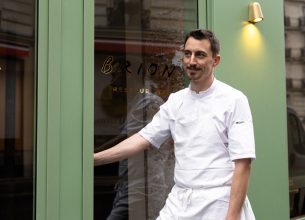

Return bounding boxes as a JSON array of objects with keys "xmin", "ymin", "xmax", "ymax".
[{"xmin": 249, "ymin": 2, "xmax": 264, "ymax": 23}]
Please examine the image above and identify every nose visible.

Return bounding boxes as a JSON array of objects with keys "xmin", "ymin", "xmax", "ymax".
[
  {"xmin": 189, "ymin": 53, "xmax": 197, "ymax": 65},
  {"xmin": 190, "ymin": 53, "xmax": 196, "ymax": 63},
  {"xmin": 183, "ymin": 51, "xmax": 198, "ymax": 67}
]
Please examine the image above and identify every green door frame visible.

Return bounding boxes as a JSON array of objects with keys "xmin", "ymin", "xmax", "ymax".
[
  {"xmin": 36, "ymin": 0, "xmax": 94, "ymax": 219},
  {"xmin": 35, "ymin": 0, "xmax": 290, "ymax": 219},
  {"xmin": 35, "ymin": 1, "xmax": 201, "ymax": 219}
]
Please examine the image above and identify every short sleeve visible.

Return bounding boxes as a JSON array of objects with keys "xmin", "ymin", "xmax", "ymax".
[
  {"xmin": 139, "ymin": 97, "xmax": 172, "ymax": 149},
  {"xmin": 227, "ymin": 94, "xmax": 256, "ymax": 161}
]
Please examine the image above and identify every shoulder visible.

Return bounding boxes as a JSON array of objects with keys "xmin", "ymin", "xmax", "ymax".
[
  {"xmin": 166, "ymin": 87, "xmax": 188, "ymax": 103},
  {"xmin": 215, "ymin": 79, "xmax": 248, "ymax": 101},
  {"xmin": 159, "ymin": 88, "xmax": 188, "ymax": 117},
  {"xmin": 214, "ymin": 79, "xmax": 250, "ymax": 113}
]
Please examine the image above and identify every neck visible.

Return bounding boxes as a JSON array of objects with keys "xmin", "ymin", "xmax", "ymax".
[{"xmin": 190, "ymin": 75, "xmax": 215, "ymax": 93}]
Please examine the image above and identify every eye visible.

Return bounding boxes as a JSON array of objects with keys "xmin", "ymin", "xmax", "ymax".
[
  {"xmin": 195, "ymin": 51, "xmax": 206, "ymax": 59},
  {"xmin": 183, "ymin": 50, "xmax": 191, "ymax": 58}
]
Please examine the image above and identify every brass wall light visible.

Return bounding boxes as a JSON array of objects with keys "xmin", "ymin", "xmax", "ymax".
[{"xmin": 248, "ymin": 2, "xmax": 264, "ymax": 23}]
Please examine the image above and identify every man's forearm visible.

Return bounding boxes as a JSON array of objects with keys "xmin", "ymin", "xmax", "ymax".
[
  {"xmin": 94, "ymin": 133, "xmax": 150, "ymax": 166},
  {"xmin": 226, "ymin": 158, "xmax": 251, "ymax": 220}
]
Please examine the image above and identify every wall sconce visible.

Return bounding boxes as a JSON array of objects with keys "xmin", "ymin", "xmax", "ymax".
[{"xmin": 248, "ymin": 2, "xmax": 264, "ymax": 23}]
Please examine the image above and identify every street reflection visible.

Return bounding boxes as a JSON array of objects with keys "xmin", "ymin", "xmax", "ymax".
[
  {"xmin": 0, "ymin": 0, "xmax": 36, "ymax": 219},
  {"xmin": 94, "ymin": 1, "xmax": 197, "ymax": 219},
  {"xmin": 285, "ymin": 1, "xmax": 305, "ymax": 218}
]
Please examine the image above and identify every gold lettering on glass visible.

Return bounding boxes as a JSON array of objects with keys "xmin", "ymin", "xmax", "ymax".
[{"xmin": 101, "ymin": 56, "xmax": 113, "ymax": 75}]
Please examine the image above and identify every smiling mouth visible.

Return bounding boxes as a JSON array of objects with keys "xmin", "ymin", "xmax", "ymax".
[{"xmin": 187, "ymin": 66, "xmax": 201, "ymax": 71}]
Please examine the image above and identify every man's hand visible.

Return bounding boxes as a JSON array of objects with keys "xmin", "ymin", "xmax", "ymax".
[{"xmin": 94, "ymin": 133, "xmax": 151, "ymax": 166}]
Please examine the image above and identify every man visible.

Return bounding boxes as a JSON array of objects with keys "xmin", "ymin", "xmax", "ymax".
[
  {"xmin": 94, "ymin": 29, "xmax": 256, "ymax": 220},
  {"xmin": 99, "ymin": 85, "xmax": 174, "ymax": 220}
]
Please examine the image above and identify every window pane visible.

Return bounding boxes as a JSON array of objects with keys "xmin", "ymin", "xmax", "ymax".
[
  {"xmin": 0, "ymin": 0, "xmax": 36, "ymax": 219},
  {"xmin": 285, "ymin": 1, "xmax": 305, "ymax": 218},
  {"xmin": 94, "ymin": 0, "xmax": 197, "ymax": 219}
]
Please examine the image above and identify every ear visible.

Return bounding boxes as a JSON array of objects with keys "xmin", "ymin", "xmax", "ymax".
[{"xmin": 213, "ymin": 55, "xmax": 221, "ymax": 67}]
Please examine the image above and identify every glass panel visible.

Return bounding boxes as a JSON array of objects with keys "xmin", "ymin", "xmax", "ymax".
[
  {"xmin": 0, "ymin": 0, "xmax": 36, "ymax": 219},
  {"xmin": 94, "ymin": 0, "xmax": 197, "ymax": 219},
  {"xmin": 285, "ymin": 1, "xmax": 305, "ymax": 218}
]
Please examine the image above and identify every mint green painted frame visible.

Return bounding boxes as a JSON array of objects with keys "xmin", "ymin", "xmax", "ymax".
[
  {"xmin": 201, "ymin": 0, "xmax": 290, "ymax": 219},
  {"xmin": 35, "ymin": 1, "xmax": 289, "ymax": 219},
  {"xmin": 36, "ymin": 0, "xmax": 94, "ymax": 219},
  {"xmin": 198, "ymin": 0, "xmax": 207, "ymax": 28}
]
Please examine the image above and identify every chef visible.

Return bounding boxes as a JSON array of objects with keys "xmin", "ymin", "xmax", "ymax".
[{"xmin": 94, "ymin": 29, "xmax": 256, "ymax": 220}]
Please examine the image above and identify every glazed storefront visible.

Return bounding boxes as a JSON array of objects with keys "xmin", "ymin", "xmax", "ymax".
[
  {"xmin": 94, "ymin": 1, "xmax": 197, "ymax": 219},
  {"xmin": 0, "ymin": 0, "xmax": 290, "ymax": 220}
]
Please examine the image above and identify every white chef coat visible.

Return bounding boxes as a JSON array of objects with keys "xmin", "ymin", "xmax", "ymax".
[{"xmin": 139, "ymin": 78, "xmax": 256, "ymax": 219}]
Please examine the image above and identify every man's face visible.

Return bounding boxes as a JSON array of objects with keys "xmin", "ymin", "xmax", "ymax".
[{"xmin": 182, "ymin": 37, "xmax": 220, "ymax": 84}]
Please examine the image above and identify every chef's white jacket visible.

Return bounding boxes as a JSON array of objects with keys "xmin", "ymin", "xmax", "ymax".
[{"xmin": 139, "ymin": 78, "xmax": 256, "ymax": 219}]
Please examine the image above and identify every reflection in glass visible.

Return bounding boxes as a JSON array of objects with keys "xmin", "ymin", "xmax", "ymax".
[
  {"xmin": 94, "ymin": 0, "xmax": 197, "ymax": 219},
  {"xmin": 287, "ymin": 107, "xmax": 305, "ymax": 217},
  {"xmin": 285, "ymin": 1, "xmax": 305, "ymax": 218},
  {"xmin": 0, "ymin": 1, "xmax": 36, "ymax": 219}
]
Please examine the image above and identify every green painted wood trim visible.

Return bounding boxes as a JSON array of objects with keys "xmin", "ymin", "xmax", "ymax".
[
  {"xmin": 46, "ymin": 0, "xmax": 62, "ymax": 218},
  {"xmin": 198, "ymin": 0, "xmax": 207, "ymax": 28},
  {"xmin": 82, "ymin": 0, "xmax": 94, "ymax": 219},
  {"xmin": 206, "ymin": 0, "xmax": 214, "ymax": 30},
  {"xmin": 60, "ymin": 0, "xmax": 83, "ymax": 218},
  {"xmin": 36, "ymin": 0, "xmax": 48, "ymax": 218},
  {"xmin": 36, "ymin": 0, "xmax": 93, "ymax": 219},
  {"xmin": 36, "ymin": 0, "xmax": 63, "ymax": 218}
]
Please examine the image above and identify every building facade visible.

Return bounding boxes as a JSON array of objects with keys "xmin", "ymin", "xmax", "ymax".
[
  {"xmin": 0, "ymin": 0, "xmax": 291, "ymax": 220},
  {"xmin": 285, "ymin": 0, "xmax": 305, "ymax": 125},
  {"xmin": 284, "ymin": 0, "xmax": 305, "ymax": 218}
]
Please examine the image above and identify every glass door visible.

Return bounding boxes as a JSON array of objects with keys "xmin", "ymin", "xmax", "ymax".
[
  {"xmin": 94, "ymin": 0, "xmax": 197, "ymax": 219},
  {"xmin": 0, "ymin": 0, "xmax": 36, "ymax": 219}
]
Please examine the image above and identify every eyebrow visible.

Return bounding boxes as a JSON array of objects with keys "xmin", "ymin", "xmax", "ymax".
[{"xmin": 182, "ymin": 49, "xmax": 208, "ymax": 55}]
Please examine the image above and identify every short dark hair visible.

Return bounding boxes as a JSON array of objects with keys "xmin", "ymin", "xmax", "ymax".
[{"xmin": 184, "ymin": 29, "xmax": 220, "ymax": 57}]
